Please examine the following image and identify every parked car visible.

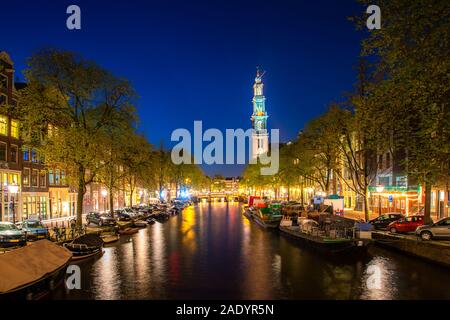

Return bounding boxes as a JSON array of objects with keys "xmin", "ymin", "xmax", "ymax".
[
  {"xmin": 388, "ymin": 215, "xmax": 425, "ymax": 233},
  {"xmin": 115, "ymin": 210, "xmax": 132, "ymax": 221},
  {"xmin": 86, "ymin": 212, "xmax": 117, "ymax": 226},
  {"xmin": 19, "ymin": 219, "xmax": 49, "ymax": 240},
  {"xmin": 369, "ymin": 213, "xmax": 404, "ymax": 230},
  {"xmin": 0, "ymin": 222, "xmax": 27, "ymax": 247},
  {"xmin": 416, "ymin": 217, "xmax": 450, "ymax": 241}
]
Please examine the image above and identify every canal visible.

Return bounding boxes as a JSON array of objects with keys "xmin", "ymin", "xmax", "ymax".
[{"xmin": 59, "ymin": 203, "xmax": 450, "ymax": 300}]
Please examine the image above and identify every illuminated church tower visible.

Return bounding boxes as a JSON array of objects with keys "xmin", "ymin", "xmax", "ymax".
[{"xmin": 251, "ymin": 68, "xmax": 269, "ymax": 159}]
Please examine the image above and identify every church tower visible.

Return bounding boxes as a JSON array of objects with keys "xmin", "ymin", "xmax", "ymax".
[{"xmin": 251, "ymin": 68, "xmax": 269, "ymax": 159}]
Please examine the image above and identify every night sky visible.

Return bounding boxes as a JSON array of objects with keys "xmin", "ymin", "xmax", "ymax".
[{"xmin": 1, "ymin": 0, "xmax": 365, "ymax": 177}]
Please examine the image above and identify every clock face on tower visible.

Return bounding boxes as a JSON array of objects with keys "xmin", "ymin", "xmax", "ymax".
[{"xmin": 256, "ymin": 120, "xmax": 262, "ymax": 130}]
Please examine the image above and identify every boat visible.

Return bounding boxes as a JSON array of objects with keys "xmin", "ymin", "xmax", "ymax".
[
  {"xmin": 100, "ymin": 233, "xmax": 120, "ymax": 244},
  {"xmin": 0, "ymin": 240, "xmax": 72, "ymax": 300},
  {"xmin": 118, "ymin": 227, "xmax": 139, "ymax": 235},
  {"xmin": 242, "ymin": 205, "xmax": 256, "ymax": 220},
  {"xmin": 133, "ymin": 220, "xmax": 148, "ymax": 228},
  {"xmin": 253, "ymin": 206, "xmax": 283, "ymax": 228},
  {"xmin": 279, "ymin": 215, "xmax": 371, "ymax": 255},
  {"xmin": 153, "ymin": 211, "xmax": 170, "ymax": 221},
  {"xmin": 146, "ymin": 217, "xmax": 156, "ymax": 225},
  {"xmin": 63, "ymin": 234, "xmax": 104, "ymax": 260}
]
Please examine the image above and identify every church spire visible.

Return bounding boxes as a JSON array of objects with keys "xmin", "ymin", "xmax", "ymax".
[{"xmin": 251, "ymin": 67, "xmax": 269, "ymax": 158}]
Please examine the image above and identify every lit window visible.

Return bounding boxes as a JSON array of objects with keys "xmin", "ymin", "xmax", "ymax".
[
  {"xmin": 0, "ymin": 115, "xmax": 7, "ymax": 136},
  {"xmin": 55, "ymin": 169, "xmax": 60, "ymax": 185},
  {"xmin": 23, "ymin": 149, "xmax": 29, "ymax": 161},
  {"xmin": 10, "ymin": 120, "xmax": 19, "ymax": 139},
  {"xmin": 31, "ymin": 170, "xmax": 38, "ymax": 187},
  {"xmin": 49, "ymin": 169, "xmax": 54, "ymax": 185},
  {"xmin": 61, "ymin": 170, "xmax": 66, "ymax": 185},
  {"xmin": 23, "ymin": 168, "xmax": 30, "ymax": 186},
  {"xmin": 31, "ymin": 149, "xmax": 38, "ymax": 163},
  {"xmin": 40, "ymin": 171, "xmax": 46, "ymax": 187}
]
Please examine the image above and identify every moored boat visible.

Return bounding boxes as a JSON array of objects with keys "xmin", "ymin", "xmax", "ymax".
[
  {"xmin": 63, "ymin": 234, "xmax": 104, "ymax": 260},
  {"xmin": 253, "ymin": 206, "xmax": 283, "ymax": 229},
  {"xmin": 0, "ymin": 240, "xmax": 72, "ymax": 300},
  {"xmin": 118, "ymin": 227, "xmax": 140, "ymax": 235},
  {"xmin": 133, "ymin": 220, "xmax": 148, "ymax": 228},
  {"xmin": 100, "ymin": 233, "xmax": 120, "ymax": 244},
  {"xmin": 279, "ymin": 216, "xmax": 371, "ymax": 255}
]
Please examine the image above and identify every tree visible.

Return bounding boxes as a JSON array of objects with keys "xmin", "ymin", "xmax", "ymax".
[
  {"xmin": 357, "ymin": 0, "xmax": 450, "ymax": 223},
  {"xmin": 18, "ymin": 49, "xmax": 137, "ymax": 226},
  {"xmin": 121, "ymin": 133, "xmax": 153, "ymax": 207}
]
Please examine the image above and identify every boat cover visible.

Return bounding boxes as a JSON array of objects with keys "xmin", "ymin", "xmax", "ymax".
[{"xmin": 0, "ymin": 240, "xmax": 72, "ymax": 294}]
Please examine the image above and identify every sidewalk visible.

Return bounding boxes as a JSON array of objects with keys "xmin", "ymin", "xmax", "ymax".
[
  {"xmin": 342, "ymin": 210, "xmax": 441, "ymax": 222},
  {"xmin": 342, "ymin": 210, "xmax": 378, "ymax": 221}
]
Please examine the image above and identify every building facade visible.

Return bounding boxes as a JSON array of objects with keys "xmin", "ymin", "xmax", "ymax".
[{"xmin": 0, "ymin": 51, "xmax": 23, "ymax": 222}]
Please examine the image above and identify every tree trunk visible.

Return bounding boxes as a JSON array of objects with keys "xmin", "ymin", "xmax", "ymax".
[
  {"xmin": 129, "ymin": 190, "xmax": 133, "ymax": 207},
  {"xmin": 363, "ymin": 189, "xmax": 370, "ymax": 222},
  {"xmin": 424, "ymin": 181, "xmax": 432, "ymax": 224},
  {"xmin": 76, "ymin": 166, "xmax": 85, "ymax": 227},
  {"xmin": 109, "ymin": 189, "xmax": 114, "ymax": 216}
]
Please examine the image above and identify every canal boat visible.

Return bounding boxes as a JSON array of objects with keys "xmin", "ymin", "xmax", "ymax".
[
  {"xmin": 146, "ymin": 217, "xmax": 156, "ymax": 225},
  {"xmin": 101, "ymin": 233, "xmax": 120, "ymax": 244},
  {"xmin": 64, "ymin": 234, "xmax": 104, "ymax": 260},
  {"xmin": 118, "ymin": 227, "xmax": 140, "ymax": 235},
  {"xmin": 0, "ymin": 240, "xmax": 72, "ymax": 300},
  {"xmin": 133, "ymin": 220, "xmax": 148, "ymax": 228},
  {"xmin": 253, "ymin": 205, "xmax": 283, "ymax": 229},
  {"xmin": 279, "ymin": 215, "xmax": 371, "ymax": 255},
  {"xmin": 242, "ymin": 205, "xmax": 256, "ymax": 220}
]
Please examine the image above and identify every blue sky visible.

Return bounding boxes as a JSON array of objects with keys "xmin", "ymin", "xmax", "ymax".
[{"xmin": 1, "ymin": 0, "xmax": 365, "ymax": 176}]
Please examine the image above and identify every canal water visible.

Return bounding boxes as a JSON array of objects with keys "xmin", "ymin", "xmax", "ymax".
[{"xmin": 59, "ymin": 203, "xmax": 450, "ymax": 300}]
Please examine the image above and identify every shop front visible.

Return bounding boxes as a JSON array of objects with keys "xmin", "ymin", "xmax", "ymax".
[
  {"xmin": 369, "ymin": 186, "xmax": 420, "ymax": 216},
  {"xmin": 0, "ymin": 171, "xmax": 21, "ymax": 222},
  {"xmin": 49, "ymin": 187, "xmax": 77, "ymax": 218}
]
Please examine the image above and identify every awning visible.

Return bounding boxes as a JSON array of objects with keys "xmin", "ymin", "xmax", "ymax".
[{"xmin": 0, "ymin": 240, "xmax": 72, "ymax": 294}]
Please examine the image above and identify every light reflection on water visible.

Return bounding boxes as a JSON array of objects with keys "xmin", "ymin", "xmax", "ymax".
[{"xmin": 61, "ymin": 203, "xmax": 450, "ymax": 300}]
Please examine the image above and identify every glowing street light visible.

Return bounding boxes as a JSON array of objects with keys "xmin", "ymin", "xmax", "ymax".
[
  {"xmin": 101, "ymin": 189, "xmax": 108, "ymax": 212},
  {"xmin": 8, "ymin": 184, "xmax": 19, "ymax": 224}
]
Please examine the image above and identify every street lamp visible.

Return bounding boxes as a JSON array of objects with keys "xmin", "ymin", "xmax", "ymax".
[
  {"xmin": 376, "ymin": 185, "xmax": 384, "ymax": 216},
  {"xmin": 8, "ymin": 184, "xmax": 19, "ymax": 224}
]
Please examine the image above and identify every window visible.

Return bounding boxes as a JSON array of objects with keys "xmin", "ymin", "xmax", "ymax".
[
  {"xmin": 0, "ymin": 115, "xmax": 7, "ymax": 136},
  {"xmin": 55, "ymin": 169, "xmax": 60, "ymax": 185},
  {"xmin": 31, "ymin": 169, "xmax": 38, "ymax": 187},
  {"xmin": 39, "ymin": 171, "xmax": 46, "ymax": 187},
  {"xmin": 49, "ymin": 169, "xmax": 54, "ymax": 185},
  {"xmin": 31, "ymin": 149, "xmax": 38, "ymax": 163},
  {"xmin": 23, "ymin": 168, "xmax": 30, "ymax": 186},
  {"xmin": 10, "ymin": 145, "xmax": 18, "ymax": 163},
  {"xmin": 0, "ymin": 142, "xmax": 6, "ymax": 161},
  {"xmin": 10, "ymin": 120, "xmax": 19, "ymax": 139},
  {"xmin": 386, "ymin": 153, "xmax": 391, "ymax": 168},
  {"xmin": 0, "ymin": 74, "xmax": 7, "ymax": 89},
  {"xmin": 378, "ymin": 154, "xmax": 383, "ymax": 170},
  {"xmin": 61, "ymin": 170, "xmax": 66, "ymax": 185},
  {"xmin": 23, "ymin": 149, "xmax": 29, "ymax": 161},
  {"xmin": 0, "ymin": 94, "xmax": 6, "ymax": 105}
]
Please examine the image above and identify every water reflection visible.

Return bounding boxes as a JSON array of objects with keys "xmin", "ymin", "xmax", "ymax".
[{"xmin": 61, "ymin": 203, "xmax": 450, "ymax": 300}]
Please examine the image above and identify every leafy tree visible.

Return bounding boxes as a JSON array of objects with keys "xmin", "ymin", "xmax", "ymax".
[
  {"xmin": 357, "ymin": 0, "xmax": 450, "ymax": 222},
  {"xmin": 18, "ymin": 49, "xmax": 137, "ymax": 225}
]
